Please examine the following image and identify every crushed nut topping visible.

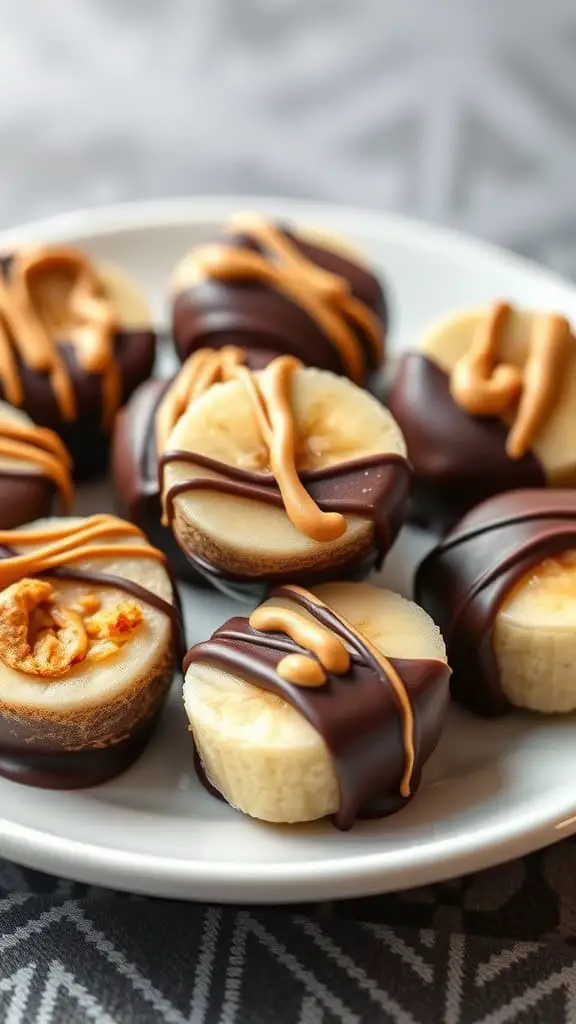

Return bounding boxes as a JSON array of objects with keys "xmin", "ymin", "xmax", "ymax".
[{"xmin": 0, "ymin": 578, "xmax": 143, "ymax": 678}]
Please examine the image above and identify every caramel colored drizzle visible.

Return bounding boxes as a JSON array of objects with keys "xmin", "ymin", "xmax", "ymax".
[
  {"xmin": 0, "ymin": 514, "xmax": 165, "ymax": 590},
  {"xmin": 156, "ymin": 346, "xmax": 245, "ymax": 454},
  {"xmin": 0, "ymin": 418, "xmax": 73, "ymax": 512},
  {"xmin": 249, "ymin": 604, "xmax": 350, "ymax": 686},
  {"xmin": 182, "ymin": 213, "xmax": 382, "ymax": 382},
  {"xmin": 162, "ymin": 355, "xmax": 347, "ymax": 543},
  {"xmin": 450, "ymin": 302, "xmax": 573, "ymax": 459},
  {"xmin": 0, "ymin": 247, "xmax": 120, "ymax": 428},
  {"xmin": 282, "ymin": 585, "xmax": 415, "ymax": 798}
]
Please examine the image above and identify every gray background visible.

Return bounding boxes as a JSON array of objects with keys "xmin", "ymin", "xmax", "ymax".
[{"xmin": 2, "ymin": 0, "xmax": 575, "ymax": 279}]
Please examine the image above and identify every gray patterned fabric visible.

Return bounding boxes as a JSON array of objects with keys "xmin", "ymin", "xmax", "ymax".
[{"xmin": 2, "ymin": 2, "xmax": 576, "ymax": 1022}]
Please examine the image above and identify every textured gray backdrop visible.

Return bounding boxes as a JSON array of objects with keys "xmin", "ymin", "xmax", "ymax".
[{"xmin": 2, "ymin": 3, "xmax": 576, "ymax": 1022}]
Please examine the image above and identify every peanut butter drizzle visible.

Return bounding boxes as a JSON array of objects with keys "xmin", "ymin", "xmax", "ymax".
[
  {"xmin": 450, "ymin": 302, "xmax": 573, "ymax": 459},
  {"xmin": 249, "ymin": 604, "xmax": 350, "ymax": 686},
  {"xmin": 0, "ymin": 247, "xmax": 120, "ymax": 429},
  {"xmin": 283, "ymin": 585, "xmax": 416, "ymax": 798},
  {"xmin": 0, "ymin": 418, "xmax": 73, "ymax": 512},
  {"xmin": 182, "ymin": 213, "xmax": 382, "ymax": 382},
  {"xmin": 163, "ymin": 355, "xmax": 348, "ymax": 543},
  {"xmin": 0, "ymin": 514, "xmax": 165, "ymax": 590},
  {"xmin": 155, "ymin": 346, "xmax": 245, "ymax": 454}
]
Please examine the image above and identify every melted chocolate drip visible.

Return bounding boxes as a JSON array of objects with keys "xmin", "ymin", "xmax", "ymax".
[
  {"xmin": 415, "ymin": 490, "xmax": 576, "ymax": 716},
  {"xmin": 160, "ymin": 450, "xmax": 411, "ymax": 581},
  {"xmin": 185, "ymin": 589, "xmax": 450, "ymax": 829},
  {"xmin": 387, "ymin": 353, "xmax": 545, "ymax": 531},
  {"xmin": 172, "ymin": 226, "xmax": 387, "ymax": 380}
]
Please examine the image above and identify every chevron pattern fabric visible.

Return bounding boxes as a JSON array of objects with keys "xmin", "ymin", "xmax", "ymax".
[{"xmin": 3, "ymin": 841, "xmax": 576, "ymax": 1023}]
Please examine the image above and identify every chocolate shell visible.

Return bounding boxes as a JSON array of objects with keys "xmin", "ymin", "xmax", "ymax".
[
  {"xmin": 172, "ymin": 225, "xmax": 387, "ymax": 382},
  {"xmin": 161, "ymin": 451, "xmax": 412, "ymax": 600},
  {"xmin": 0, "ymin": 255, "xmax": 156, "ymax": 479},
  {"xmin": 415, "ymin": 489, "xmax": 576, "ymax": 716},
  {"xmin": 185, "ymin": 587, "xmax": 450, "ymax": 829},
  {"xmin": 387, "ymin": 353, "xmax": 545, "ymax": 531}
]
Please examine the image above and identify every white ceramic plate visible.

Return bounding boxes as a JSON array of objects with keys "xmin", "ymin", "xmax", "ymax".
[{"xmin": 1, "ymin": 196, "xmax": 576, "ymax": 904}]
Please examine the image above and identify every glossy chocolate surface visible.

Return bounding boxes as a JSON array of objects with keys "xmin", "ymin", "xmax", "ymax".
[
  {"xmin": 172, "ymin": 227, "xmax": 387, "ymax": 380},
  {"xmin": 416, "ymin": 490, "xmax": 576, "ymax": 716},
  {"xmin": 185, "ymin": 586, "xmax": 450, "ymax": 829},
  {"xmin": 0, "ymin": 471, "xmax": 56, "ymax": 529},
  {"xmin": 0, "ymin": 257, "xmax": 156, "ymax": 478},
  {"xmin": 388, "ymin": 353, "xmax": 545, "ymax": 531},
  {"xmin": 161, "ymin": 450, "xmax": 411, "ymax": 590}
]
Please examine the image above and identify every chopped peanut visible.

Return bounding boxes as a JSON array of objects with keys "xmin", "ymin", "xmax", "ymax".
[{"xmin": 0, "ymin": 581, "xmax": 143, "ymax": 678}]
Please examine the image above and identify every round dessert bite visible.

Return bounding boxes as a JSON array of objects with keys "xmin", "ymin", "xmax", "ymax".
[
  {"xmin": 388, "ymin": 302, "xmax": 575, "ymax": 530},
  {"xmin": 0, "ymin": 514, "xmax": 183, "ymax": 788},
  {"xmin": 416, "ymin": 490, "xmax": 576, "ymax": 716},
  {"xmin": 112, "ymin": 346, "xmax": 281, "ymax": 582},
  {"xmin": 184, "ymin": 582, "xmax": 450, "ymax": 829},
  {"xmin": 0, "ymin": 245, "xmax": 156, "ymax": 477},
  {"xmin": 0, "ymin": 401, "xmax": 73, "ymax": 527},
  {"xmin": 171, "ymin": 211, "xmax": 387, "ymax": 385},
  {"xmin": 160, "ymin": 356, "xmax": 411, "ymax": 598}
]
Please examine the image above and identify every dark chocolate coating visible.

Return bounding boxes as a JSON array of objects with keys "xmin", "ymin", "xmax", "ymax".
[
  {"xmin": 387, "ymin": 353, "xmax": 545, "ymax": 532},
  {"xmin": 185, "ymin": 586, "xmax": 450, "ymax": 829},
  {"xmin": 0, "ymin": 555, "xmax": 183, "ymax": 789},
  {"xmin": 172, "ymin": 227, "xmax": 387, "ymax": 381},
  {"xmin": 415, "ymin": 490, "xmax": 576, "ymax": 717},
  {"xmin": 0, "ymin": 257, "xmax": 156, "ymax": 479},
  {"xmin": 0, "ymin": 471, "xmax": 56, "ymax": 529},
  {"xmin": 0, "ymin": 697, "xmax": 164, "ymax": 790},
  {"xmin": 161, "ymin": 450, "xmax": 411, "ymax": 595},
  {"xmin": 111, "ymin": 349, "xmax": 282, "ymax": 583}
]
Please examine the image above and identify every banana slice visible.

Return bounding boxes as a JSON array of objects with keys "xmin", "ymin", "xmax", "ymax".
[
  {"xmin": 421, "ymin": 305, "xmax": 576, "ymax": 486},
  {"xmin": 163, "ymin": 366, "xmax": 408, "ymax": 582},
  {"xmin": 0, "ymin": 516, "xmax": 179, "ymax": 788},
  {"xmin": 184, "ymin": 582, "xmax": 449, "ymax": 826},
  {"xmin": 495, "ymin": 552, "xmax": 576, "ymax": 712}
]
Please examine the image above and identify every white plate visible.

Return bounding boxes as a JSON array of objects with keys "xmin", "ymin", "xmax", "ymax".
[{"xmin": 2, "ymin": 196, "xmax": 576, "ymax": 904}]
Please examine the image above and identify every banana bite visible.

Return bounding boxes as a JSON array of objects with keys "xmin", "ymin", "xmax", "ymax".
[
  {"xmin": 0, "ymin": 514, "xmax": 183, "ymax": 788},
  {"xmin": 416, "ymin": 490, "xmax": 576, "ymax": 716},
  {"xmin": 159, "ymin": 356, "xmax": 411, "ymax": 597},
  {"xmin": 183, "ymin": 582, "xmax": 450, "ymax": 828},
  {"xmin": 388, "ymin": 302, "xmax": 576, "ymax": 531}
]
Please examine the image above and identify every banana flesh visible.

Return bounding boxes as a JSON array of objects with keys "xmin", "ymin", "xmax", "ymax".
[
  {"xmin": 184, "ymin": 582, "xmax": 447, "ymax": 824},
  {"xmin": 495, "ymin": 550, "xmax": 576, "ymax": 712}
]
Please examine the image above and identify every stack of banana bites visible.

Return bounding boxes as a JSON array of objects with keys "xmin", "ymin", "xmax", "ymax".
[{"xmin": 114, "ymin": 211, "xmax": 454, "ymax": 829}]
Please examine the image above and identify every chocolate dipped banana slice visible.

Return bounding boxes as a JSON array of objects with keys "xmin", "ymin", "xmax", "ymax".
[
  {"xmin": 0, "ymin": 514, "xmax": 182, "ymax": 788},
  {"xmin": 184, "ymin": 582, "xmax": 450, "ymax": 829},
  {"xmin": 161, "ymin": 357, "xmax": 411, "ymax": 598},
  {"xmin": 112, "ymin": 346, "xmax": 280, "ymax": 582},
  {"xmin": 388, "ymin": 302, "xmax": 575, "ymax": 530},
  {"xmin": 0, "ymin": 246, "xmax": 156, "ymax": 477},
  {"xmin": 0, "ymin": 401, "xmax": 73, "ymax": 527},
  {"xmin": 416, "ymin": 490, "xmax": 576, "ymax": 716},
  {"xmin": 171, "ymin": 212, "xmax": 387, "ymax": 385}
]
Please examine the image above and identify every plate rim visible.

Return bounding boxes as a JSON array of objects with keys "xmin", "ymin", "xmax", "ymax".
[{"xmin": 2, "ymin": 194, "xmax": 576, "ymax": 902}]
